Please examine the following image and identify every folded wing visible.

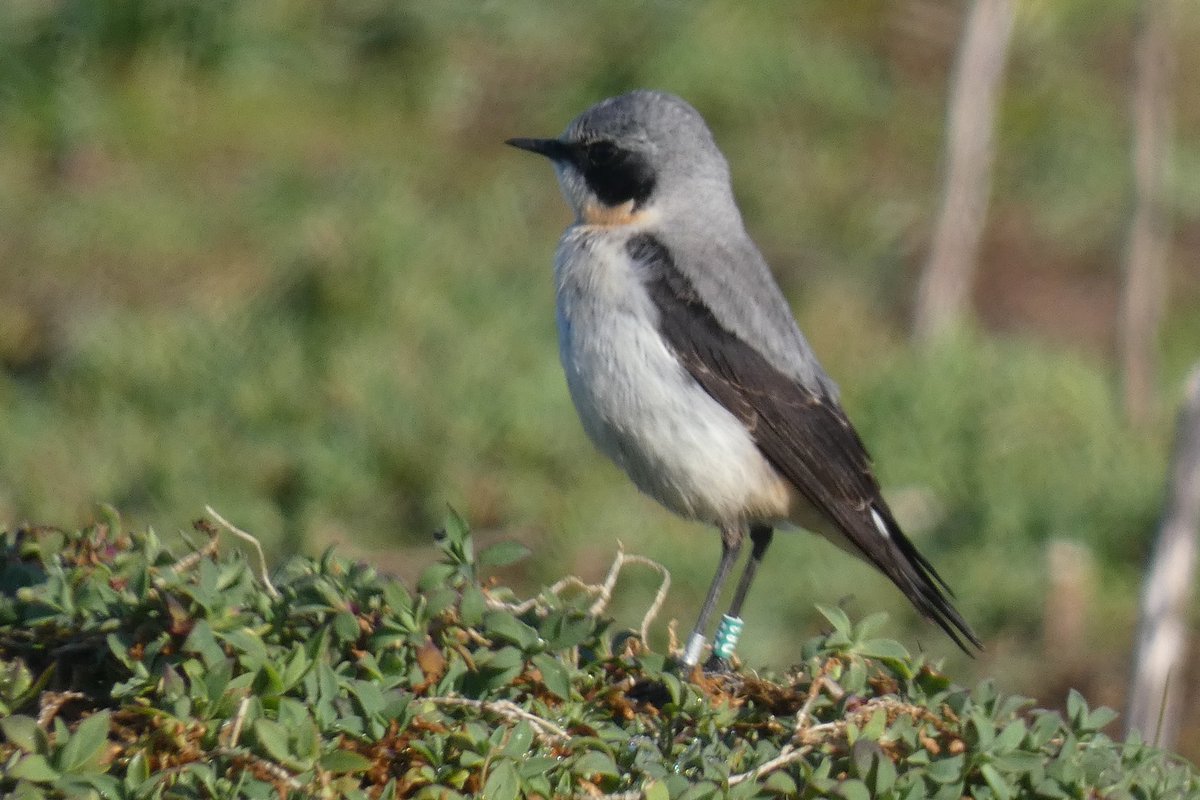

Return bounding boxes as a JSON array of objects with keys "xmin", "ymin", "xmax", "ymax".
[{"xmin": 630, "ymin": 233, "xmax": 980, "ymax": 651}]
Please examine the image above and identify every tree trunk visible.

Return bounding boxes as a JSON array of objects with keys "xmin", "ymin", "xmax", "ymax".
[
  {"xmin": 1126, "ymin": 365, "xmax": 1200, "ymax": 748},
  {"xmin": 913, "ymin": 0, "xmax": 1015, "ymax": 343},
  {"xmin": 1118, "ymin": 0, "xmax": 1177, "ymax": 427}
]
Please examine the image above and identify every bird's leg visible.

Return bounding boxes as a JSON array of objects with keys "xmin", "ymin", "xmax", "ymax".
[
  {"xmin": 705, "ymin": 524, "xmax": 774, "ymax": 671},
  {"xmin": 727, "ymin": 524, "xmax": 774, "ymax": 619},
  {"xmin": 681, "ymin": 524, "xmax": 744, "ymax": 668}
]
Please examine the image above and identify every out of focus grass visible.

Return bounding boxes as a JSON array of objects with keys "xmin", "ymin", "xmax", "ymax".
[{"xmin": 1, "ymin": 0, "xmax": 1198, "ymax": 754}]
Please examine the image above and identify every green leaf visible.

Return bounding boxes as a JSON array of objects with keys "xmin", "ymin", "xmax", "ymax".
[
  {"xmin": 873, "ymin": 752, "xmax": 897, "ymax": 794},
  {"xmin": 531, "ymin": 653, "xmax": 572, "ymax": 700},
  {"xmin": 1028, "ymin": 711, "xmax": 1063, "ymax": 747},
  {"xmin": 816, "ymin": 604, "xmax": 852, "ymax": 637},
  {"xmin": 124, "ymin": 751, "xmax": 150, "ymax": 789},
  {"xmin": 925, "ymin": 754, "xmax": 965, "ymax": 784},
  {"xmin": 1032, "ymin": 779, "xmax": 1071, "ymax": 799},
  {"xmin": 446, "ymin": 767, "xmax": 471, "ymax": 789},
  {"xmin": 1, "ymin": 715, "xmax": 47, "ymax": 754},
  {"xmin": 56, "ymin": 773, "xmax": 125, "ymax": 799},
  {"xmin": 253, "ymin": 718, "xmax": 292, "ymax": 763},
  {"xmin": 334, "ymin": 611, "xmax": 360, "ymax": 641},
  {"xmin": 1084, "ymin": 706, "xmax": 1118, "ymax": 732},
  {"xmin": 932, "ymin": 783, "xmax": 966, "ymax": 800},
  {"xmin": 990, "ymin": 751, "xmax": 1046, "ymax": 774},
  {"xmin": 992, "ymin": 719, "xmax": 1027, "ymax": 753},
  {"xmin": 424, "ymin": 587, "xmax": 459, "ymax": 618},
  {"xmin": 970, "ymin": 707, "xmax": 996, "ymax": 750},
  {"xmin": 435, "ymin": 508, "xmax": 475, "ymax": 573},
  {"xmin": 573, "ymin": 750, "xmax": 619, "ymax": 779},
  {"xmin": 660, "ymin": 672, "xmax": 683, "ymax": 706},
  {"xmin": 183, "ymin": 619, "xmax": 228, "ymax": 668},
  {"xmin": 11, "ymin": 753, "xmax": 60, "ymax": 782},
  {"xmin": 861, "ymin": 708, "xmax": 887, "ymax": 741},
  {"xmin": 483, "ymin": 611, "xmax": 539, "ymax": 650},
  {"xmin": 441, "ymin": 507, "xmax": 471, "ymax": 549},
  {"xmin": 979, "ymin": 763, "xmax": 1013, "ymax": 800},
  {"xmin": 417, "ymin": 563, "xmax": 458, "ymax": 593},
  {"xmin": 854, "ymin": 638, "xmax": 910, "ymax": 661},
  {"xmin": 291, "ymin": 717, "xmax": 320, "ymax": 764},
  {"xmin": 1066, "ymin": 689, "xmax": 1086, "ymax": 726},
  {"xmin": 481, "ymin": 758, "xmax": 520, "ymax": 800},
  {"xmin": 916, "ymin": 666, "xmax": 952, "ymax": 694},
  {"xmin": 218, "ymin": 627, "xmax": 270, "ymax": 670},
  {"xmin": 540, "ymin": 610, "xmax": 596, "ymax": 650},
  {"xmin": 319, "ymin": 749, "xmax": 374, "ymax": 773},
  {"xmin": 105, "ymin": 633, "xmax": 133, "ymax": 669},
  {"xmin": 459, "ymin": 583, "xmax": 486, "ymax": 627},
  {"xmin": 836, "ymin": 779, "xmax": 871, "ymax": 800},
  {"xmin": 478, "ymin": 541, "xmax": 531, "ymax": 569},
  {"xmin": 678, "ymin": 780, "xmax": 719, "ymax": 800},
  {"xmin": 347, "ymin": 678, "xmax": 387, "ymax": 718},
  {"xmin": 517, "ymin": 756, "xmax": 560, "ymax": 779},
  {"xmin": 57, "ymin": 710, "xmax": 110, "ymax": 775},
  {"xmin": 850, "ymin": 738, "xmax": 875, "ymax": 779},
  {"xmin": 500, "ymin": 721, "xmax": 535, "ymax": 758},
  {"xmin": 761, "ymin": 771, "xmax": 797, "ymax": 795},
  {"xmin": 855, "ymin": 612, "xmax": 890, "ymax": 639},
  {"xmin": 470, "ymin": 646, "xmax": 525, "ymax": 692},
  {"xmin": 383, "ymin": 582, "xmax": 414, "ymax": 614},
  {"xmin": 280, "ymin": 645, "xmax": 312, "ymax": 691},
  {"xmin": 851, "ymin": 738, "xmax": 897, "ymax": 795},
  {"xmin": 252, "ymin": 660, "xmax": 285, "ymax": 698}
]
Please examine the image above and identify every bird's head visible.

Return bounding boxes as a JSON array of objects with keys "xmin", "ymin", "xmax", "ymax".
[{"xmin": 507, "ymin": 90, "xmax": 733, "ymax": 228}]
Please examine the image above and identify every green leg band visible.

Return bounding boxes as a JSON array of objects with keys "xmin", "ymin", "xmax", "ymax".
[{"xmin": 713, "ymin": 615, "xmax": 744, "ymax": 660}]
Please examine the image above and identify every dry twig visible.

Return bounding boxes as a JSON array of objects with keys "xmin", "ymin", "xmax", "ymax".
[
  {"xmin": 204, "ymin": 505, "xmax": 280, "ymax": 599},
  {"xmin": 426, "ymin": 696, "xmax": 570, "ymax": 745},
  {"xmin": 37, "ymin": 690, "xmax": 86, "ymax": 728},
  {"xmin": 483, "ymin": 544, "xmax": 671, "ymax": 645}
]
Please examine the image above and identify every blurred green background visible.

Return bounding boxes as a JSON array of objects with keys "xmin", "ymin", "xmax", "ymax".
[{"xmin": 2, "ymin": 0, "xmax": 1198, "ymax": 756}]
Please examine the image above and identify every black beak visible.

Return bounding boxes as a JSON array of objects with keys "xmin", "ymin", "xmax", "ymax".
[{"xmin": 505, "ymin": 137, "xmax": 573, "ymax": 161}]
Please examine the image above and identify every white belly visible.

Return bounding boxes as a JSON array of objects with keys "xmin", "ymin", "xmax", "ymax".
[{"xmin": 554, "ymin": 227, "xmax": 794, "ymax": 526}]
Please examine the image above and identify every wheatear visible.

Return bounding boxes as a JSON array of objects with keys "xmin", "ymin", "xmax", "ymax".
[{"xmin": 508, "ymin": 90, "xmax": 979, "ymax": 667}]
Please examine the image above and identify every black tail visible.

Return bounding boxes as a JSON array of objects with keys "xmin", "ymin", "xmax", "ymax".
[{"xmin": 869, "ymin": 505, "xmax": 981, "ymax": 654}]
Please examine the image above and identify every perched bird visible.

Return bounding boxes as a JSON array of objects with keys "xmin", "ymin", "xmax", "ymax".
[{"xmin": 508, "ymin": 90, "xmax": 979, "ymax": 667}]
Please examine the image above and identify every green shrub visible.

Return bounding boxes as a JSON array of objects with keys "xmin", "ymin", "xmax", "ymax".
[{"xmin": 1, "ymin": 515, "xmax": 1194, "ymax": 799}]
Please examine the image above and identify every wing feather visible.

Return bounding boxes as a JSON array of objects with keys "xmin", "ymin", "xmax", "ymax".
[{"xmin": 630, "ymin": 233, "xmax": 980, "ymax": 651}]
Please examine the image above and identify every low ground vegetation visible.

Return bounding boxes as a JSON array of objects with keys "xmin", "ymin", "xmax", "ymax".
[{"xmin": 1, "ymin": 516, "xmax": 1195, "ymax": 799}]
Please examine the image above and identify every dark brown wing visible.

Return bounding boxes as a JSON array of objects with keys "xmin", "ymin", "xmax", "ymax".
[{"xmin": 629, "ymin": 233, "xmax": 979, "ymax": 651}]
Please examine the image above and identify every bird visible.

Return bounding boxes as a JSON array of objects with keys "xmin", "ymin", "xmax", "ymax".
[{"xmin": 507, "ymin": 90, "xmax": 979, "ymax": 668}]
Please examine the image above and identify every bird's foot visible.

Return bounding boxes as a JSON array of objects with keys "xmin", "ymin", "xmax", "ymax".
[{"xmin": 702, "ymin": 654, "xmax": 735, "ymax": 674}]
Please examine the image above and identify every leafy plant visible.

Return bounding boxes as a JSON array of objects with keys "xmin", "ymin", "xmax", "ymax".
[{"xmin": 1, "ymin": 515, "xmax": 1196, "ymax": 799}]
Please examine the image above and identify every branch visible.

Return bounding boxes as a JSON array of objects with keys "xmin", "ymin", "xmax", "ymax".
[{"xmin": 204, "ymin": 505, "xmax": 280, "ymax": 599}]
